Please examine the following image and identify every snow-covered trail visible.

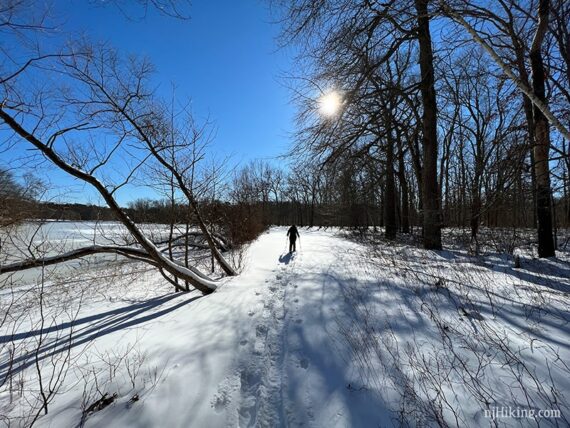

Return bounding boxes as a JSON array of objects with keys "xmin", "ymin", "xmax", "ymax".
[
  {"xmin": 56, "ymin": 227, "xmax": 387, "ymax": 428},
  {"xmin": 205, "ymin": 227, "xmax": 388, "ymax": 427},
  {"xmin": 212, "ymin": 227, "xmax": 388, "ymax": 427}
]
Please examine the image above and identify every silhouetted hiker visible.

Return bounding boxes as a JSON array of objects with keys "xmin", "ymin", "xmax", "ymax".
[{"xmin": 287, "ymin": 225, "xmax": 300, "ymax": 253}]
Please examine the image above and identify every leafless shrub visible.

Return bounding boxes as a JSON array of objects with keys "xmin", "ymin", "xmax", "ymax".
[{"xmin": 77, "ymin": 341, "xmax": 165, "ymax": 427}]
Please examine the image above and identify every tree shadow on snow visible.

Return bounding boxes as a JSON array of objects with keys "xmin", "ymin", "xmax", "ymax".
[
  {"xmin": 477, "ymin": 255, "xmax": 570, "ymax": 294},
  {"xmin": 0, "ymin": 292, "xmax": 201, "ymax": 380},
  {"xmin": 276, "ymin": 231, "xmax": 570, "ymax": 426}
]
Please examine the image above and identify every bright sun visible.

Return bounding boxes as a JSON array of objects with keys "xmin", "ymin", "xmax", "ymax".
[{"xmin": 319, "ymin": 91, "xmax": 342, "ymax": 117}]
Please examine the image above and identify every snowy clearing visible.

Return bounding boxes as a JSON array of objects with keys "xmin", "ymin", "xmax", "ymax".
[{"xmin": 1, "ymin": 226, "xmax": 570, "ymax": 427}]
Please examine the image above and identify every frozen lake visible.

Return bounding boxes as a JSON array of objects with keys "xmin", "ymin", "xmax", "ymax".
[{"xmin": 0, "ymin": 221, "xmax": 185, "ymax": 284}]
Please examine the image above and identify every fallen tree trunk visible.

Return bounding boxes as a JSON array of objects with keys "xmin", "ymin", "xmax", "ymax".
[{"xmin": 0, "ymin": 244, "xmax": 221, "ymax": 289}]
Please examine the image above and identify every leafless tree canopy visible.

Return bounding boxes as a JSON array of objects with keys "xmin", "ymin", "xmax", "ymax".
[{"xmin": 271, "ymin": 0, "xmax": 570, "ymax": 255}]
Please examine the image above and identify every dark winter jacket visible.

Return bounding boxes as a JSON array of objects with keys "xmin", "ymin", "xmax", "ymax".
[{"xmin": 287, "ymin": 226, "xmax": 300, "ymax": 241}]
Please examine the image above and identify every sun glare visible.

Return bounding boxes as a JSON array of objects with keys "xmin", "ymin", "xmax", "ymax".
[{"xmin": 319, "ymin": 91, "xmax": 342, "ymax": 117}]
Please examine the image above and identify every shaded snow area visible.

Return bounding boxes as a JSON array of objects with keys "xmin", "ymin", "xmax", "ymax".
[{"xmin": 1, "ymin": 227, "xmax": 570, "ymax": 427}]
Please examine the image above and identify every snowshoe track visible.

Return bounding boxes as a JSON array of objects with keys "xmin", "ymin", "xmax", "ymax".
[{"xmin": 214, "ymin": 251, "xmax": 301, "ymax": 427}]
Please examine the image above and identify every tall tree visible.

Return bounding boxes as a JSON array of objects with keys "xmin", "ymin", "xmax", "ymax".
[
  {"xmin": 415, "ymin": 0, "xmax": 442, "ymax": 249},
  {"xmin": 530, "ymin": 0, "xmax": 555, "ymax": 257}
]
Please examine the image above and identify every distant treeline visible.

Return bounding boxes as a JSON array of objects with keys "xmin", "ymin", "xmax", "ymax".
[
  {"xmin": 12, "ymin": 197, "xmax": 384, "ymax": 229},
  {"xmin": 31, "ymin": 192, "xmax": 570, "ymax": 231},
  {"xmin": 35, "ymin": 202, "xmax": 117, "ymax": 221},
  {"xmin": 3, "ymin": 163, "xmax": 569, "ymax": 238}
]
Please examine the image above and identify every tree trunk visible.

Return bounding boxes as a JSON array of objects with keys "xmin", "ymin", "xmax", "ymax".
[
  {"xmin": 470, "ymin": 184, "xmax": 481, "ymax": 255},
  {"xmin": 517, "ymin": 56, "xmax": 539, "ymax": 228},
  {"xmin": 530, "ymin": 0, "xmax": 555, "ymax": 257},
  {"xmin": 565, "ymin": 139, "xmax": 570, "ymax": 226},
  {"xmin": 397, "ymin": 136, "xmax": 410, "ymax": 234},
  {"xmin": 416, "ymin": 0, "xmax": 442, "ymax": 250},
  {"xmin": 168, "ymin": 170, "xmax": 180, "ymax": 292},
  {"xmin": 385, "ymin": 130, "xmax": 397, "ymax": 240}
]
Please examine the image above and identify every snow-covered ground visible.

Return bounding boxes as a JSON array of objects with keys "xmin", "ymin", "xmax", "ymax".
[{"xmin": 1, "ymin": 226, "xmax": 569, "ymax": 426}]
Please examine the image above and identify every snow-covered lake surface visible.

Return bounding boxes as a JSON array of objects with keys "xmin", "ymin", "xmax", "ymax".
[
  {"xmin": 1, "ymin": 220, "xmax": 179, "ymax": 259},
  {"xmin": 0, "ymin": 221, "xmax": 191, "ymax": 284},
  {"xmin": 1, "ymin": 226, "xmax": 569, "ymax": 426}
]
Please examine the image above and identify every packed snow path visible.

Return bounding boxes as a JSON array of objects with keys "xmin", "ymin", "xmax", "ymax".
[{"xmin": 209, "ymin": 227, "xmax": 386, "ymax": 427}]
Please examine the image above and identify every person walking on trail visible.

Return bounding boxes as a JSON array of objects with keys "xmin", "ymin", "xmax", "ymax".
[{"xmin": 287, "ymin": 225, "xmax": 300, "ymax": 253}]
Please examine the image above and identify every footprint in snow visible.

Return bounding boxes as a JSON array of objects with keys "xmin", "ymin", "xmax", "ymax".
[
  {"xmin": 211, "ymin": 377, "xmax": 237, "ymax": 413},
  {"xmin": 256, "ymin": 324, "xmax": 268, "ymax": 336},
  {"xmin": 240, "ymin": 339, "xmax": 248, "ymax": 346},
  {"xmin": 300, "ymin": 358, "xmax": 309, "ymax": 369},
  {"xmin": 248, "ymin": 310, "xmax": 255, "ymax": 317},
  {"xmin": 295, "ymin": 318, "xmax": 303, "ymax": 324},
  {"xmin": 212, "ymin": 394, "xmax": 228, "ymax": 413}
]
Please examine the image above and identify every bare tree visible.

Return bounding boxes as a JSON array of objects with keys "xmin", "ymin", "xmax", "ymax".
[
  {"xmin": 529, "ymin": 0, "xmax": 555, "ymax": 256},
  {"xmin": 415, "ymin": 0, "xmax": 442, "ymax": 249},
  {"xmin": 0, "ymin": 41, "xmax": 236, "ymax": 293}
]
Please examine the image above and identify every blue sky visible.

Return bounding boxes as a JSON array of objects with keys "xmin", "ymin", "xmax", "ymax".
[
  {"xmin": 4, "ymin": 0, "xmax": 296, "ymax": 205},
  {"xmin": 65, "ymin": 0, "xmax": 295, "ymax": 159}
]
